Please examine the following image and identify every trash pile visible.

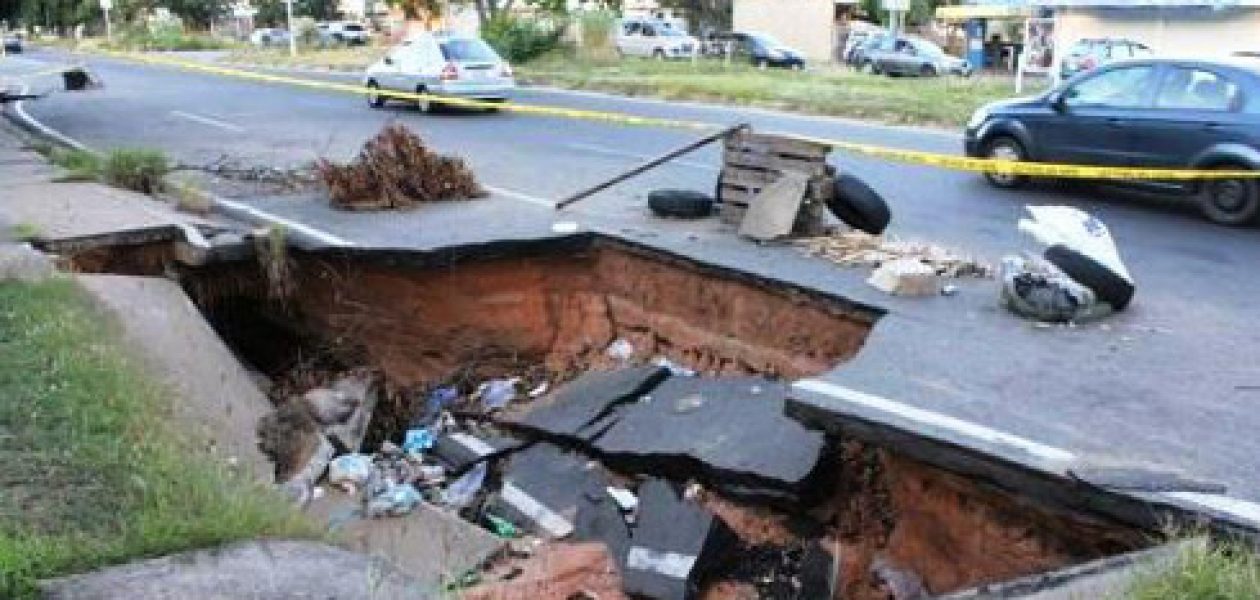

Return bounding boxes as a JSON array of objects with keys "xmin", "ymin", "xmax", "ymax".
[
  {"xmin": 315, "ymin": 123, "xmax": 487, "ymax": 211},
  {"xmin": 1000, "ymin": 206, "xmax": 1135, "ymax": 323},
  {"xmin": 799, "ymin": 231, "xmax": 992, "ymax": 279}
]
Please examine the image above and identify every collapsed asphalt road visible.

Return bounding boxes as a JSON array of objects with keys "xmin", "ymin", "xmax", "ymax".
[{"xmin": 9, "ymin": 48, "xmax": 1260, "ymax": 518}]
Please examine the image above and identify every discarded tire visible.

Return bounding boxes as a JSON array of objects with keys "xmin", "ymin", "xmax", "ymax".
[
  {"xmin": 648, "ymin": 190, "xmax": 714, "ymax": 219},
  {"xmin": 1044, "ymin": 244, "xmax": 1135, "ymax": 311},
  {"xmin": 62, "ymin": 68, "xmax": 91, "ymax": 91},
  {"xmin": 828, "ymin": 173, "xmax": 891, "ymax": 235}
]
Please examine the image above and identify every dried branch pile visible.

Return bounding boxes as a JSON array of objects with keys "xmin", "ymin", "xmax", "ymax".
[{"xmin": 316, "ymin": 124, "xmax": 487, "ymax": 211}]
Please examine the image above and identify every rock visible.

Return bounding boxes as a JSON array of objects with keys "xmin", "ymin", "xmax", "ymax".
[
  {"xmin": 279, "ymin": 436, "xmax": 335, "ymax": 507},
  {"xmin": 622, "ymin": 480, "xmax": 737, "ymax": 600},
  {"xmin": 39, "ymin": 540, "xmax": 433, "ymax": 599},
  {"xmin": 0, "ymin": 244, "xmax": 55, "ymax": 283},
  {"xmin": 304, "ymin": 387, "xmax": 358, "ymax": 425},
  {"xmin": 871, "ymin": 556, "xmax": 928, "ymax": 600},
  {"xmin": 867, "ymin": 258, "xmax": 941, "ymax": 297},
  {"xmin": 463, "ymin": 542, "xmax": 627, "ymax": 600}
]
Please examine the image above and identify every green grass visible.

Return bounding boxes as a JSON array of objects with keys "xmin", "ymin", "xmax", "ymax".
[
  {"xmin": 1122, "ymin": 539, "xmax": 1260, "ymax": 599},
  {"xmin": 519, "ymin": 53, "xmax": 1047, "ymax": 128},
  {"xmin": 0, "ymin": 279, "xmax": 314, "ymax": 598},
  {"xmin": 223, "ymin": 45, "xmax": 387, "ymax": 72},
  {"xmin": 47, "ymin": 147, "xmax": 102, "ymax": 182},
  {"xmin": 10, "ymin": 223, "xmax": 42, "ymax": 241},
  {"xmin": 47, "ymin": 147, "xmax": 169, "ymax": 194}
]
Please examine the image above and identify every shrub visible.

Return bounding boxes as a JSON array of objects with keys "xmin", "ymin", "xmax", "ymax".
[
  {"xmin": 48, "ymin": 147, "xmax": 102, "ymax": 181},
  {"xmin": 482, "ymin": 16, "xmax": 565, "ymax": 63},
  {"xmin": 101, "ymin": 149, "xmax": 170, "ymax": 194},
  {"xmin": 576, "ymin": 10, "xmax": 618, "ymax": 60},
  {"xmin": 316, "ymin": 124, "xmax": 485, "ymax": 210}
]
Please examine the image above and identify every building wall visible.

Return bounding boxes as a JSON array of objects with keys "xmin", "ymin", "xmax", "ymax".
[
  {"xmin": 1055, "ymin": 7, "xmax": 1260, "ymax": 58},
  {"xmin": 734, "ymin": 0, "xmax": 836, "ymax": 61}
]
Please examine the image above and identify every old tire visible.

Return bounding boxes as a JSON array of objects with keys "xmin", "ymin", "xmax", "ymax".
[
  {"xmin": 828, "ymin": 173, "xmax": 891, "ymax": 235},
  {"xmin": 1044, "ymin": 244, "xmax": 1135, "ymax": 311},
  {"xmin": 649, "ymin": 189, "xmax": 714, "ymax": 218},
  {"xmin": 1198, "ymin": 166, "xmax": 1260, "ymax": 226},
  {"xmin": 983, "ymin": 136, "xmax": 1029, "ymax": 189},
  {"xmin": 366, "ymin": 80, "xmax": 385, "ymax": 108}
]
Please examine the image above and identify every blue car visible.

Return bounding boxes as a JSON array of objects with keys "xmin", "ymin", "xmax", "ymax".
[{"xmin": 965, "ymin": 57, "xmax": 1260, "ymax": 225}]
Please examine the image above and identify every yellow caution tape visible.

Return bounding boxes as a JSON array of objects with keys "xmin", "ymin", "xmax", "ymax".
[{"xmin": 80, "ymin": 50, "xmax": 1260, "ymax": 180}]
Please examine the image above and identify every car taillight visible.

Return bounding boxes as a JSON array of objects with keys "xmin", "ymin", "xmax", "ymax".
[
  {"xmin": 440, "ymin": 63, "xmax": 459, "ymax": 81},
  {"xmin": 500, "ymin": 63, "xmax": 513, "ymax": 78}
]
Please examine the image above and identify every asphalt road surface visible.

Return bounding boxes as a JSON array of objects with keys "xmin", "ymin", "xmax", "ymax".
[{"xmin": 8, "ymin": 49, "xmax": 1260, "ymax": 510}]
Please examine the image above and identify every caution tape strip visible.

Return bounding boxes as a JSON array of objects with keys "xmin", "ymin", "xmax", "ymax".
[{"xmin": 79, "ymin": 50, "xmax": 1260, "ymax": 180}]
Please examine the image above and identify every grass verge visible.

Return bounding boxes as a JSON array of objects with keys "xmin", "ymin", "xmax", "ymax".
[
  {"xmin": 223, "ymin": 45, "xmax": 387, "ymax": 72},
  {"xmin": 0, "ymin": 278, "xmax": 315, "ymax": 598},
  {"xmin": 518, "ymin": 53, "xmax": 1047, "ymax": 128},
  {"xmin": 1120, "ymin": 538, "xmax": 1260, "ymax": 599},
  {"xmin": 48, "ymin": 147, "xmax": 169, "ymax": 194}
]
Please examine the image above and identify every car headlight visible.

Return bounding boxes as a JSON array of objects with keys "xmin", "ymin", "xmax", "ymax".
[{"xmin": 967, "ymin": 107, "xmax": 989, "ymax": 129}]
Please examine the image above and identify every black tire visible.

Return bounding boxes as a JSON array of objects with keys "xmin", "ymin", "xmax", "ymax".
[
  {"xmin": 1044, "ymin": 244, "xmax": 1135, "ymax": 311},
  {"xmin": 828, "ymin": 173, "xmax": 891, "ymax": 235},
  {"xmin": 415, "ymin": 85, "xmax": 433, "ymax": 113},
  {"xmin": 919, "ymin": 64, "xmax": 937, "ymax": 77},
  {"xmin": 653, "ymin": 49, "xmax": 666, "ymax": 60},
  {"xmin": 1198, "ymin": 165, "xmax": 1260, "ymax": 226},
  {"xmin": 648, "ymin": 189, "xmax": 714, "ymax": 219},
  {"xmin": 366, "ymin": 80, "xmax": 385, "ymax": 108},
  {"xmin": 982, "ymin": 136, "xmax": 1029, "ymax": 189}
]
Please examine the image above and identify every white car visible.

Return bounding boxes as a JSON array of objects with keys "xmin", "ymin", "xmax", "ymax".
[
  {"xmin": 615, "ymin": 18, "xmax": 697, "ymax": 59},
  {"xmin": 318, "ymin": 22, "xmax": 371, "ymax": 46},
  {"xmin": 363, "ymin": 32, "xmax": 514, "ymax": 112},
  {"xmin": 249, "ymin": 28, "xmax": 290, "ymax": 47}
]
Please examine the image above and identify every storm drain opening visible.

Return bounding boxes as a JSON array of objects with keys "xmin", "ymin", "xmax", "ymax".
[{"xmin": 65, "ymin": 233, "xmax": 1162, "ymax": 598}]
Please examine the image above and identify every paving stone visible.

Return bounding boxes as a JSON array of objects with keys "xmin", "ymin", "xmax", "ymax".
[
  {"xmin": 592, "ymin": 377, "xmax": 828, "ymax": 505},
  {"xmin": 622, "ymin": 480, "xmax": 737, "ymax": 600},
  {"xmin": 507, "ymin": 366, "xmax": 669, "ymax": 441}
]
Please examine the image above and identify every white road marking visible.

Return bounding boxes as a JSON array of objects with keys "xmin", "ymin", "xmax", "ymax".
[
  {"xmin": 1166, "ymin": 492, "xmax": 1260, "ymax": 526},
  {"xmin": 501, "ymin": 483, "xmax": 575, "ymax": 539},
  {"xmin": 793, "ymin": 379, "xmax": 1077, "ymax": 463},
  {"xmin": 12, "ymin": 84, "xmax": 90, "ymax": 151},
  {"xmin": 170, "ymin": 110, "xmax": 246, "ymax": 133},
  {"xmin": 211, "ymin": 196, "xmax": 355, "ymax": 247},
  {"xmin": 484, "ymin": 184, "xmax": 556, "ymax": 208},
  {"xmin": 565, "ymin": 142, "xmax": 718, "ymax": 172}
]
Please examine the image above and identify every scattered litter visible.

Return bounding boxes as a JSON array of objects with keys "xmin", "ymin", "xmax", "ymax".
[
  {"xmin": 606, "ymin": 486, "xmax": 638, "ymax": 512},
  {"xmin": 328, "ymin": 453, "xmax": 373, "ymax": 489},
  {"xmin": 653, "ymin": 356, "xmax": 696, "ymax": 377},
  {"xmin": 867, "ymin": 258, "xmax": 941, "ymax": 297},
  {"xmin": 606, "ymin": 338, "xmax": 635, "ymax": 362},
  {"xmin": 418, "ymin": 464, "xmax": 447, "ymax": 484},
  {"xmin": 403, "ymin": 427, "xmax": 437, "ymax": 453},
  {"xmin": 423, "ymin": 386, "xmax": 460, "ymax": 424},
  {"xmin": 484, "ymin": 513, "xmax": 521, "ymax": 538},
  {"xmin": 528, "ymin": 382, "xmax": 550, "ymax": 399},
  {"xmin": 365, "ymin": 481, "xmax": 423, "ymax": 518},
  {"xmin": 552, "ymin": 221, "xmax": 580, "ymax": 234},
  {"xmin": 799, "ymin": 231, "xmax": 992, "ymax": 278},
  {"xmin": 1000, "ymin": 255, "xmax": 1111, "ymax": 324},
  {"xmin": 445, "ymin": 462, "xmax": 488, "ymax": 508},
  {"xmin": 479, "ymin": 378, "xmax": 519, "ymax": 411}
]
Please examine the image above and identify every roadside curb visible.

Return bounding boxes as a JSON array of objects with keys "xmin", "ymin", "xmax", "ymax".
[{"xmin": 1, "ymin": 90, "xmax": 354, "ymax": 250}]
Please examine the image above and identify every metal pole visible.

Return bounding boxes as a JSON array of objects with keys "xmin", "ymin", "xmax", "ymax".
[
  {"xmin": 285, "ymin": 0, "xmax": 297, "ymax": 57},
  {"xmin": 104, "ymin": 7, "xmax": 112, "ymax": 42}
]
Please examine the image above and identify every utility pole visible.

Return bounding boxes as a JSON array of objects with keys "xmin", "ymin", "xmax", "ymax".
[
  {"xmin": 100, "ymin": 0, "xmax": 113, "ymax": 42},
  {"xmin": 285, "ymin": 0, "xmax": 297, "ymax": 57}
]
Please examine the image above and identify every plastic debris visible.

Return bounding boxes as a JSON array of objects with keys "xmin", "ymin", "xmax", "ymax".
[
  {"xmin": 423, "ymin": 386, "xmax": 459, "ymax": 424},
  {"xmin": 444, "ymin": 462, "xmax": 488, "ymax": 508},
  {"xmin": 417, "ymin": 464, "xmax": 446, "ymax": 485},
  {"xmin": 365, "ymin": 481, "xmax": 423, "ymax": 518},
  {"xmin": 1000, "ymin": 255, "xmax": 1110, "ymax": 323},
  {"xmin": 868, "ymin": 258, "xmax": 941, "ymax": 296},
  {"xmin": 606, "ymin": 486, "xmax": 638, "ymax": 512},
  {"xmin": 606, "ymin": 338, "xmax": 635, "ymax": 362},
  {"xmin": 327, "ymin": 453, "xmax": 373, "ymax": 489},
  {"xmin": 403, "ymin": 428, "xmax": 437, "ymax": 453},
  {"xmin": 484, "ymin": 513, "xmax": 521, "ymax": 538},
  {"xmin": 652, "ymin": 356, "xmax": 696, "ymax": 377},
  {"xmin": 528, "ymin": 382, "xmax": 550, "ymax": 399},
  {"xmin": 480, "ymin": 378, "xmax": 518, "ymax": 410}
]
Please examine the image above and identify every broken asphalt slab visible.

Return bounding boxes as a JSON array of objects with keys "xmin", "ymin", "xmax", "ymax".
[
  {"xmin": 490, "ymin": 442, "xmax": 607, "ymax": 540},
  {"xmin": 621, "ymin": 479, "xmax": 737, "ymax": 600},
  {"xmin": 39, "ymin": 540, "xmax": 436, "ymax": 600},
  {"xmin": 504, "ymin": 365, "xmax": 670, "ymax": 442}
]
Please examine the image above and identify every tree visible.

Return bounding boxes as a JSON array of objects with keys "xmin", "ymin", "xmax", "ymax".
[
  {"xmin": 162, "ymin": 0, "xmax": 230, "ymax": 28},
  {"xmin": 253, "ymin": 0, "xmax": 336, "ymax": 26},
  {"xmin": 658, "ymin": 0, "xmax": 729, "ymax": 32},
  {"xmin": 381, "ymin": 0, "xmax": 441, "ymax": 20}
]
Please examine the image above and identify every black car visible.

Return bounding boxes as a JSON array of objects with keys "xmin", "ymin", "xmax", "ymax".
[
  {"xmin": 712, "ymin": 31, "xmax": 805, "ymax": 69},
  {"xmin": 3, "ymin": 32, "xmax": 23, "ymax": 53},
  {"xmin": 965, "ymin": 57, "xmax": 1260, "ymax": 225}
]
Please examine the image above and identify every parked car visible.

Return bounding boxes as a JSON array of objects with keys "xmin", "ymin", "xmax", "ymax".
[
  {"xmin": 615, "ymin": 18, "xmax": 697, "ymax": 60},
  {"xmin": 710, "ymin": 31, "xmax": 804, "ymax": 69},
  {"xmin": 249, "ymin": 28, "xmax": 290, "ymax": 47},
  {"xmin": 965, "ymin": 57, "xmax": 1260, "ymax": 225},
  {"xmin": 861, "ymin": 36, "xmax": 971, "ymax": 77},
  {"xmin": 1060, "ymin": 38, "xmax": 1152, "ymax": 81},
  {"xmin": 318, "ymin": 21, "xmax": 371, "ymax": 46},
  {"xmin": 3, "ymin": 32, "xmax": 23, "ymax": 53},
  {"xmin": 363, "ymin": 32, "xmax": 514, "ymax": 112},
  {"xmin": 847, "ymin": 31, "xmax": 887, "ymax": 67}
]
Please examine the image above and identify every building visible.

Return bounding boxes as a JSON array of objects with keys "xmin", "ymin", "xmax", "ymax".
[{"xmin": 733, "ymin": 0, "xmax": 859, "ymax": 61}]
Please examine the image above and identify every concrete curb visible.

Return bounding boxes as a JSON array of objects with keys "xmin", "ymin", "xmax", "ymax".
[{"xmin": 1, "ymin": 89, "xmax": 353, "ymax": 250}]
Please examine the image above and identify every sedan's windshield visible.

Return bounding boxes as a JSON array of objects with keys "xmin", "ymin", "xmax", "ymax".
[
  {"xmin": 913, "ymin": 40, "xmax": 945, "ymax": 57},
  {"xmin": 440, "ymin": 39, "xmax": 500, "ymax": 62}
]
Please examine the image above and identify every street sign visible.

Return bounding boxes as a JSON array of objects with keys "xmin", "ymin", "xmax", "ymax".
[
  {"xmin": 99, "ymin": 0, "xmax": 112, "ymax": 10},
  {"xmin": 882, "ymin": 0, "xmax": 910, "ymax": 11}
]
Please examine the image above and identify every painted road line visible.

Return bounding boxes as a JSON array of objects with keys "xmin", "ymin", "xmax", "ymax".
[
  {"xmin": 11, "ymin": 84, "xmax": 89, "ymax": 151},
  {"xmin": 566, "ymin": 142, "xmax": 718, "ymax": 172},
  {"xmin": 793, "ymin": 378, "xmax": 1078, "ymax": 463},
  {"xmin": 484, "ymin": 184, "xmax": 556, "ymax": 209},
  {"xmin": 170, "ymin": 110, "xmax": 246, "ymax": 133},
  {"xmin": 1167, "ymin": 491, "xmax": 1260, "ymax": 527}
]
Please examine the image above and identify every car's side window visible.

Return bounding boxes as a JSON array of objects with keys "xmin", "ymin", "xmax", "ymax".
[
  {"xmin": 1064, "ymin": 66, "xmax": 1157, "ymax": 109},
  {"xmin": 623, "ymin": 22, "xmax": 640, "ymax": 36},
  {"xmin": 1154, "ymin": 67, "xmax": 1240, "ymax": 111},
  {"xmin": 642, "ymin": 24, "xmax": 657, "ymax": 37}
]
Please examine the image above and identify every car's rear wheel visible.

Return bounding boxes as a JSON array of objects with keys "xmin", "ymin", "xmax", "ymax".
[
  {"xmin": 1199, "ymin": 165, "xmax": 1260, "ymax": 225},
  {"xmin": 919, "ymin": 64, "xmax": 937, "ymax": 77},
  {"xmin": 756, "ymin": 58, "xmax": 769, "ymax": 70},
  {"xmin": 366, "ymin": 80, "xmax": 385, "ymax": 108},
  {"xmin": 861, "ymin": 60, "xmax": 879, "ymax": 75},
  {"xmin": 653, "ymin": 49, "xmax": 666, "ymax": 60},
  {"xmin": 983, "ymin": 136, "xmax": 1029, "ymax": 189}
]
